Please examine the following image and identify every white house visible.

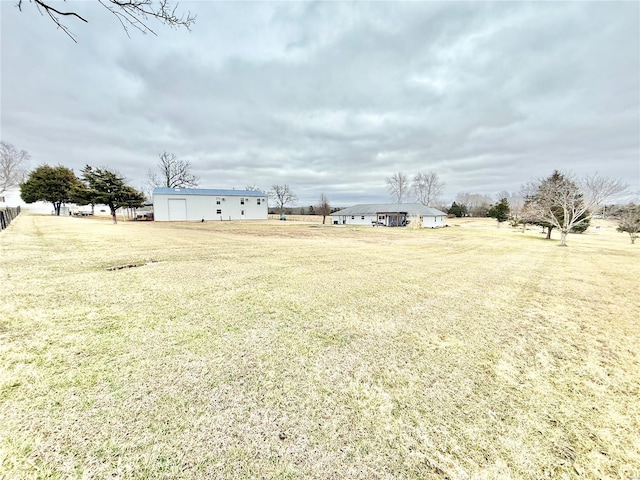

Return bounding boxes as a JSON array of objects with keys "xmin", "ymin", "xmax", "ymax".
[
  {"xmin": 331, "ymin": 204, "xmax": 447, "ymax": 228},
  {"xmin": 153, "ymin": 187, "xmax": 268, "ymax": 221},
  {"xmin": 1, "ymin": 187, "xmax": 51, "ymax": 214}
]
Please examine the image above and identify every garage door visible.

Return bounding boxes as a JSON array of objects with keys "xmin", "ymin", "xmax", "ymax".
[{"xmin": 168, "ymin": 199, "xmax": 187, "ymax": 221}]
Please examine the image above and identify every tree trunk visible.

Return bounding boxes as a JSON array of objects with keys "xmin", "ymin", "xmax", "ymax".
[
  {"xmin": 322, "ymin": 215, "xmax": 326, "ymax": 225},
  {"xmin": 110, "ymin": 207, "xmax": 118, "ymax": 224},
  {"xmin": 559, "ymin": 229, "xmax": 568, "ymax": 246},
  {"xmin": 521, "ymin": 222, "xmax": 526, "ymax": 233},
  {"xmin": 53, "ymin": 202, "xmax": 61, "ymax": 215},
  {"xmin": 631, "ymin": 234, "xmax": 636, "ymax": 245},
  {"xmin": 546, "ymin": 227, "xmax": 552, "ymax": 240}
]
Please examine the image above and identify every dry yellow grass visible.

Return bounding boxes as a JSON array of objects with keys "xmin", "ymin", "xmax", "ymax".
[
  {"xmin": 1, "ymin": 214, "xmax": 638, "ymax": 479},
  {"xmin": 267, "ymin": 214, "xmax": 325, "ymax": 223}
]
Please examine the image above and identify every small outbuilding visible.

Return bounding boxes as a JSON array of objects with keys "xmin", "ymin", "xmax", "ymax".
[
  {"xmin": 331, "ymin": 203, "xmax": 447, "ymax": 228},
  {"xmin": 153, "ymin": 187, "xmax": 268, "ymax": 221}
]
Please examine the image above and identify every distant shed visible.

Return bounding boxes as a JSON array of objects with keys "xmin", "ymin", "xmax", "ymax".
[{"xmin": 153, "ymin": 188, "xmax": 268, "ymax": 221}]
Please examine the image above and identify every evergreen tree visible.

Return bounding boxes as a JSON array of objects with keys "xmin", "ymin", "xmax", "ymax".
[
  {"xmin": 523, "ymin": 170, "xmax": 606, "ymax": 245},
  {"xmin": 617, "ymin": 204, "xmax": 640, "ymax": 244},
  {"xmin": 488, "ymin": 198, "xmax": 510, "ymax": 226},
  {"xmin": 524, "ymin": 172, "xmax": 592, "ymax": 241},
  {"xmin": 81, "ymin": 166, "xmax": 144, "ymax": 224},
  {"xmin": 448, "ymin": 201, "xmax": 467, "ymax": 218},
  {"xmin": 20, "ymin": 164, "xmax": 83, "ymax": 215}
]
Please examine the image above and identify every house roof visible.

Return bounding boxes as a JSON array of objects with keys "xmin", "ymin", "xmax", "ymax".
[
  {"xmin": 153, "ymin": 187, "xmax": 266, "ymax": 197},
  {"xmin": 331, "ymin": 203, "xmax": 447, "ymax": 217}
]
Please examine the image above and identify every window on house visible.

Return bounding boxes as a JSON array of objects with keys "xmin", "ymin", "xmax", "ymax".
[
  {"xmin": 217, "ymin": 209, "xmax": 222, "ymax": 214},
  {"xmin": 216, "ymin": 198, "xmax": 220, "ymax": 205},
  {"xmin": 351, "ymin": 216, "xmax": 355, "ymax": 220},
  {"xmin": 240, "ymin": 198, "xmax": 245, "ymax": 205},
  {"xmin": 361, "ymin": 216, "xmax": 365, "ymax": 220},
  {"xmin": 257, "ymin": 198, "xmax": 261, "ymax": 205},
  {"xmin": 241, "ymin": 210, "xmax": 245, "ymax": 215}
]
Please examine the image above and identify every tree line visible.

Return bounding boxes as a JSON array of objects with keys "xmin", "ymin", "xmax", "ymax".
[
  {"xmin": 3, "ymin": 141, "xmax": 637, "ymax": 243},
  {"xmin": 20, "ymin": 164, "xmax": 145, "ymax": 224},
  {"xmin": 5, "ymin": 146, "xmax": 334, "ymax": 226},
  {"xmin": 385, "ymin": 169, "xmax": 632, "ymax": 246}
]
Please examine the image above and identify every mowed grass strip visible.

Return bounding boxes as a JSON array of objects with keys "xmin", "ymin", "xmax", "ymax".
[{"xmin": 0, "ymin": 214, "xmax": 638, "ymax": 479}]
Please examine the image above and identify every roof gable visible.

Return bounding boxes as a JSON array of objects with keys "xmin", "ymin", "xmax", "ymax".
[{"xmin": 332, "ymin": 203, "xmax": 447, "ymax": 217}]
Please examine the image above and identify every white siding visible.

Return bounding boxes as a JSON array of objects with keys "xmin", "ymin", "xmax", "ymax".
[
  {"xmin": 168, "ymin": 199, "xmax": 187, "ymax": 220},
  {"xmin": 332, "ymin": 214, "xmax": 377, "ymax": 225},
  {"xmin": 422, "ymin": 215, "xmax": 445, "ymax": 228},
  {"xmin": 154, "ymin": 193, "xmax": 267, "ymax": 221}
]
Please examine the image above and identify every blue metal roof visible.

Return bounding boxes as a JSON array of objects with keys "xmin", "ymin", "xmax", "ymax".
[{"xmin": 153, "ymin": 187, "xmax": 266, "ymax": 197}]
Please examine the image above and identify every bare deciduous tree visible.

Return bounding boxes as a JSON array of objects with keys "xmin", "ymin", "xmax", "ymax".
[
  {"xmin": 1, "ymin": 141, "xmax": 30, "ymax": 195},
  {"xmin": 315, "ymin": 193, "xmax": 331, "ymax": 225},
  {"xmin": 386, "ymin": 172, "xmax": 409, "ymax": 203},
  {"xmin": 413, "ymin": 172, "xmax": 444, "ymax": 206},
  {"xmin": 147, "ymin": 152, "xmax": 199, "ymax": 190},
  {"xmin": 269, "ymin": 184, "xmax": 297, "ymax": 213},
  {"xmin": 16, "ymin": 0, "xmax": 195, "ymax": 42},
  {"xmin": 244, "ymin": 184, "xmax": 262, "ymax": 191},
  {"xmin": 526, "ymin": 170, "xmax": 627, "ymax": 246}
]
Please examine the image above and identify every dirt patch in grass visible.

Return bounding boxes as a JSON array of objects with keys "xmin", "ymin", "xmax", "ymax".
[
  {"xmin": 106, "ymin": 261, "xmax": 162, "ymax": 271},
  {"xmin": 1, "ymin": 214, "xmax": 638, "ymax": 479}
]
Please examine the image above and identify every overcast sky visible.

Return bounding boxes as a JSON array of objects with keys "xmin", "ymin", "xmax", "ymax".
[{"xmin": 1, "ymin": 1, "xmax": 639, "ymax": 206}]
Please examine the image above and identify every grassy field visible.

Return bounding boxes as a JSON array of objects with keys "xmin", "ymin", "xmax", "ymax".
[{"xmin": 1, "ymin": 214, "xmax": 638, "ymax": 479}]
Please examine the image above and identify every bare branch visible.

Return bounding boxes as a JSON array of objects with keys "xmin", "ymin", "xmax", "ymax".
[
  {"xmin": 413, "ymin": 171, "xmax": 444, "ymax": 206},
  {"xmin": 34, "ymin": 0, "xmax": 88, "ymax": 22},
  {"xmin": 269, "ymin": 185, "xmax": 297, "ymax": 213},
  {"xmin": 17, "ymin": 0, "xmax": 195, "ymax": 41},
  {"xmin": 315, "ymin": 193, "xmax": 331, "ymax": 224},
  {"xmin": 385, "ymin": 172, "xmax": 409, "ymax": 203},
  {"xmin": 524, "ymin": 170, "xmax": 627, "ymax": 245},
  {"xmin": 147, "ymin": 152, "xmax": 199, "ymax": 189},
  {"xmin": 582, "ymin": 173, "xmax": 628, "ymax": 206},
  {"xmin": 31, "ymin": 0, "xmax": 87, "ymax": 42},
  {"xmin": 1, "ymin": 141, "xmax": 31, "ymax": 195}
]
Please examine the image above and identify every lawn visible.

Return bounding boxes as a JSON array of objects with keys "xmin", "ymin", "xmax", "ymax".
[{"xmin": 1, "ymin": 214, "xmax": 638, "ymax": 479}]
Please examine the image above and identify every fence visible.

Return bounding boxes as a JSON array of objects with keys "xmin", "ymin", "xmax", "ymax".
[{"xmin": 0, "ymin": 206, "xmax": 21, "ymax": 231}]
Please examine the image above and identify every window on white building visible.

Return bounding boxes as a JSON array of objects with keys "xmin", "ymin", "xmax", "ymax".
[
  {"xmin": 216, "ymin": 209, "xmax": 222, "ymax": 214},
  {"xmin": 216, "ymin": 198, "xmax": 221, "ymax": 205}
]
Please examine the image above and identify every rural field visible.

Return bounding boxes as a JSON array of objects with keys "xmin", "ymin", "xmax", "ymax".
[{"xmin": 0, "ymin": 213, "xmax": 638, "ymax": 479}]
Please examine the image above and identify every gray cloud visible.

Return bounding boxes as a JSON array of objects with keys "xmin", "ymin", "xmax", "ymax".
[{"xmin": 1, "ymin": 1, "xmax": 638, "ymax": 205}]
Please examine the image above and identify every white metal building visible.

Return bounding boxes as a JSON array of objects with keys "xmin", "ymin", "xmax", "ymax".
[
  {"xmin": 331, "ymin": 204, "xmax": 447, "ymax": 228},
  {"xmin": 153, "ymin": 188, "xmax": 268, "ymax": 221}
]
